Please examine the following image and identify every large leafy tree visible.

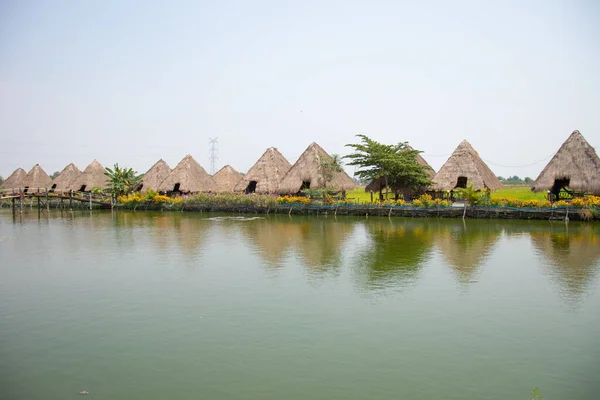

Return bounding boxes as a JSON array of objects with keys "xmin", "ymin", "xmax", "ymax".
[
  {"xmin": 344, "ymin": 134, "xmax": 432, "ymax": 199},
  {"xmin": 104, "ymin": 164, "xmax": 142, "ymax": 197},
  {"xmin": 0, "ymin": 176, "xmax": 4, "ymax": 186}
]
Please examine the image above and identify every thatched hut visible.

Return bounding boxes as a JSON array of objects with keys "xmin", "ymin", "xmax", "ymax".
[
  {"xmin": 50, "ymin": 163, "xmax": 81, "ymax": 191},
  {"xmin": 213, "ymin": 165, "xmax": 243, "ymax": 192},
  {"xmin": 1, "ymin": 167, "xmax": 26, "ymax": 189},
  {"xmin": 234, "ymin": 147, "xmax": 291, "ymax": 194},
  {"xmin": 531, "ymin": 130, "xmax": 600, "ymax": 196},
  {"xmin": 158, "ymin": 154, "xmax": 218, "ymax": 194},
  {"xmin": 432, "ymin": 140, "xmax": 502, "ymax": 191},
  {"xmin": 69, "ymin": 160, "xmax": 109, "ymax": 192},
  {"xmin": 138, "ymin": 159, "xmax": 171, "ymax": 192},
  {"xmin": 21, "ymin": 164, "xmax": 52, "ymax": 192},
  {"xmin": 278, "ymin": 142, "xmax": 356, "ymax": 194},
  {"xmin": 365, "ymin": 146, "xmax": 435, "ymax": 200}
]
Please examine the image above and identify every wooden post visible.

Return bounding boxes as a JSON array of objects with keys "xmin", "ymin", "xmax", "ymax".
[
  {"xmin": 89, "ymin": 192, "xmax": 92, "ymax": 210},
  {"xmin": 69, "ymin": 190, "xmax": 73, "ymax": 210},
  {"xmin": 37, "ymin": 192, "xmax": 41, "ymax": 214},
  {"xmin": 46, "ymin": 189, "xmax": 49, "ymax": 211},
  {"xmin": 12, "ymin": 197, "xmax": 15, "ymax": 215},
  {"xmin": 19, "ymin": 188, "xmax": 23, "ymax": 214}
]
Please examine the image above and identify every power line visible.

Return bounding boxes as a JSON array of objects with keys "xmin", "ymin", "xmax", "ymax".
[{"xmin": 208, "ymin": 137, "xmax": 218, "ymax": 175}]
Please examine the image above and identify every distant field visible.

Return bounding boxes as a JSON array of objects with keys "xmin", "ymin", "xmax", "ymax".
[
  {"xmin": 491, "ymin": 185, "xmax": 544, "ymax": 200},
  {"xmin": 347, "ymin": 185, "xmax": 543, "ymax": 202}
]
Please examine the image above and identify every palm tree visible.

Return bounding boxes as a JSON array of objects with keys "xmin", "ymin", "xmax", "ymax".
[{"xmin": 104, "ymin": 164, "xmax": 142, "ymax": 197}]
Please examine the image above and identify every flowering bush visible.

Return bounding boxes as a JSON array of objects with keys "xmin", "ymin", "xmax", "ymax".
[
  {"xmin": 432, "ymin": 198, "xmax": 451, "ymax": 208},
  {"xmin": 412, "ymin": 193, "xmax": 434, "ymax": 208},
  {"xmin": 586, "ymin": 196, "xmax": 600, "ymax": 207},
  {"xmin": 277, "ymin": 196, "xmax": 311, "ymax": 205}
]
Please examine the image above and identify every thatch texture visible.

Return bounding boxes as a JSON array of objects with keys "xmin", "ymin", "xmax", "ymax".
[
  {"xmin": 50, "ymin": 163, "xmax": 81, "ymax": 191},
  {"xmin": 69, "ymin": 160, "xmax": 109, "ymax": 191},
  {"xmin": 1, "ymin": 167, "xmax": 26, "ymax": 189},
  {"xmin": 139, "ymin": 159, "xmax": 171, "ymax": 192},
  {"xmin": 158, "ymin": 154, "xmax": 218, "ymax": 193},
  {"xmin": 213, "ymin": 165, "xmax": 243, "ymax": 192},
  {"xmin": 21, "ymin": 164, "xmax": 52, "ymax": 190},
  {"xmin": 278, "ymin": 142, "xmax": 356, "ymax": 194},
  {"xmin": 432, "ymin": 140, "xmax": 502, "ymax": 191},
  {"xmin": 234, "ymin": 147, "xmax": 292, "ymax": 194},
  {"xmin": 531, "ymin": 130, "xmax": 600, "ymax": 194},
  {"xmin": 365, "ymin": 146, "xmax": 435, "ymax": 195}
]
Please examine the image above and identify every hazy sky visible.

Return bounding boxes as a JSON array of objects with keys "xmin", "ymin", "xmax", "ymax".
[{"xmin": 1, "ymin": 0, "xmax": 599, "ymax": 180}]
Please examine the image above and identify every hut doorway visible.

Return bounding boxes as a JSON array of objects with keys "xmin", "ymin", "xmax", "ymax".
[
  {"xmin": 551, "ymin": 178, "xmax": 571, "ymax": 199},
  {"xmin": 78, "ymin": 185, "xmax": 87, "ymax": 192},
  {"xmin": 24, "ymin": 187, "xmax": 30, "ymax": 193},
  {"xmin": 50, "ymin": 183, "xmax": 57, "ymax": 193},
  {"xmin": 173, "ymin": 183, "xmax": 181, "ymax": 193},
  {"xmin": 300, "ymin": 180, "xmax": 311, "ymax": 191},
  {"xmin": 455, "ymin": 176, "xmax": 468, "ymax": 189},
  {"xmin": 245, "ymin": 181, "xmax": 257, "ymax": 194}
]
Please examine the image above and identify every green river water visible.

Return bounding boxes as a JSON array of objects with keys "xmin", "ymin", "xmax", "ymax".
[{"xmin": 0, "ymin": 211, "xmax": 599, "ymax": 400}]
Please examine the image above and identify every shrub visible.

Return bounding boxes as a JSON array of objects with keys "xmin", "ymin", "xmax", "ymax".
[
  {"xmin": 585, "ymin": 195, "xmax": 600, "ymax": 207},
  {"xmin": 413, "ymin": 193, "xmax": 434, "ymax": 208},
  {"xmin": 553, "ymin": 200, "xmax": 568, "ymax": 208},
  {"xmin": 570, "ymin": 198, "xmax": 585, "ymax": 208}
]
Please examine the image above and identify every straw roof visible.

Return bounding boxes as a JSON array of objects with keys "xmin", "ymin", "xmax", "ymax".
[
  {"xmin": 50, "ymin": 163, "xmax": 81, "ymax": 191},
  {"xmin": 213, "ymin": 165, "xmax": 243, "ymax": 192},
  {"xmin": 158, "ymin": 154, "xmax": 218, "ymax": 193},
  {"xmin": 531, "ymin": 130, "xmax": 600, "ymax": 194},
  {"xmin": 139, "ymin": 159, "xmax": 171, "ymax": 192},
  {"xmin": 365, "ymin": 146, "xmax": 435, "ymax": 193},
  {"xmin": 234, "ymin": 147, "xmax": 292, "ymax": 194},
  {"xmin": 69, "ymin": 160, "xmax": 109, "ymax": 191},
  {"xmin": 21, "ymin": 164, "xmax": 52, "ymax": 189},
  {"xmin": 278, "ymin": 142, "xmax": 356, "ymax": 194},
  {"xmin": 1, "ymin": 167, "xmax": 26, "ymax": 189},
  {"xmin": 432, "ymin": 140, "xmax": 502, "ymax": 191}
]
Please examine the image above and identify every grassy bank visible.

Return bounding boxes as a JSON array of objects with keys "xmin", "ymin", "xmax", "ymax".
[{"xmin": 348, "ymin": 185, "xmax": 544, "ymax": 202}]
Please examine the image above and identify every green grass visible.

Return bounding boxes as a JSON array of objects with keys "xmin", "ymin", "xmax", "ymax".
[
  {"xmin": 491, "ymin": 185, "xmax": 545, "ymax": 200},
  {"xmin": 347, "ymin": 185, "xmax": 544, "ymax": 202}
]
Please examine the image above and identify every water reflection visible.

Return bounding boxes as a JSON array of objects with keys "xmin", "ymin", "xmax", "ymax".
[
  {"xmin": 240, "ymin": 216, "xmax": 356, "ymax": 273},
  {"xmin": 354, "ymin": 219, "xmax": 435, "ymax": 289},
  {"xmin": 530, "ymin": 224, "xmax": 600, "ymax": 297},
  {"xmin": 435, "ymin": 221, "xmax": 502, "ymax": 285}
]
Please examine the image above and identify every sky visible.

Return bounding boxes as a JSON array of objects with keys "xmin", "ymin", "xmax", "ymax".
[{"xmin": 1, "ymin": 0, "xmax": 599, "ymax": 180}]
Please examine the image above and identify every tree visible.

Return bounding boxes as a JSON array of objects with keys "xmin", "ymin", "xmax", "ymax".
[
  {"xmin": 319, "ymin": 153, "xmax": 343, "ymax": 189},
  {"xmin": 497, "ymin": 176, "xmax": 506, "ymax": 181},
  {"xmin": 104, "ymin": 164, "xmax": 142, "ymax": 197},
  {"xmin": 0, "ymin": 176, "xmax": 4, "ymax": 186},
  {"xmin": 524, "ymin": 177, "xmax": 533, "ymax": 184},
  {"xmin": 344, "ymin": 134, "xmax": 432, "ymax": 199},
  {"xmin": 50, "ymin": 171, "xmax": 59, "ymax": 179}
]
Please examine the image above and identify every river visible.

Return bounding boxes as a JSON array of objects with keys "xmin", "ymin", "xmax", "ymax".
[{"xmin": 1, "ymin": 211, "xmax": 599, "ymax": 399}]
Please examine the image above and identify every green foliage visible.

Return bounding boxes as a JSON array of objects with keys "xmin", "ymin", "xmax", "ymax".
[
  {"xmin": 455, "ymin": 184, "xmax": 486, "ymax": 206},
  {"xmin": 319, "ymin": 153, "xmax": 343, "ymax": 188},
  {"xmin": 530, "ymin": 387, "xmax": 543, "ymax": 400},
  {"xmin": 91, "ymin": 186, "xmax": 104, "ymax": 195},
  {"xmin": 492, "ymin": 186, "xmax": 546, "ymax": 200},
  {"xmin": 344, "ymin": 134, "xmax": 432, "ymax": 194},
  {"xmin": 0, "ymin": 175, "xmax": 4, "ymax": 186},
  {"xmin": 185, "ymin": 192, "xmax": 277, "ymax": 207},
  {"xmin": 104, "ymin": 163, "xmax": 142, "ymax": 197},
  {"xmin": 49, "ymin": 171, "xmax": 59, "ymax": 180}
]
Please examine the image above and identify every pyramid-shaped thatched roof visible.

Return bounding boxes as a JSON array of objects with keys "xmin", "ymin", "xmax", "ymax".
[
  {"xmin": 158, "ymin": 155, "xmax": 218, "ymax": 193},
  {"xmin": 365, "ymin": 145, "xmax": 435, "ymax": 193},
  {"xmin": 1, "ymin": 167, "xmax": 26, "ymax": 189},
  {"xmin": 532, "ymin": 130, "xmax": 600, "ymax": 194},
  {"xmin": 21, "ymin": 164, "xmax": 52, "ymax": 189},
  {"xmin": 139, "ymin": 159, "xmax": 171, "ymax": 192},
  {"xmin": 432, "ymin": 140, "xmax": 502, "ymax": 191},
  {"xmin": 69, "ymin": 160, "xmax": 109, "ymax": 191},
  {"xmin": 50, "ymin": 163, "xmax": 81, "ymax": 191},
  {"xmin": 213, "ymin": 165, "xmax": 243, "ymax": 192},
  {"xmin": 234, "ymin": 147, "xmax": 292, "ymax": 194},
  {"xmin": 278, "ymin": 142, "xmax": 356, "ymax": 194}
]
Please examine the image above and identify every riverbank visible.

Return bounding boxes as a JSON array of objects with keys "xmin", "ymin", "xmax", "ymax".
[{"xmin": 111, "ymin": 202, "xmax": 597, "ymax": 221}]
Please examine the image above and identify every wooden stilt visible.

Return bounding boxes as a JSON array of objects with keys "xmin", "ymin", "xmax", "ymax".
[
  {"xmin": 46, "ymin": 189, "xmax": 49, "ymax": 212},
  {"xmin": 69, "ymin": 190, "xmax": 73, "ymax": 210},
  {"xmin": 89, "ymin": 192, "xmax": 92, "ymax": 210}
]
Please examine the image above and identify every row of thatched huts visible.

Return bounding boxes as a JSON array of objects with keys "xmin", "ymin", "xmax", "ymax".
[
  {"xmin": 2, "ymin": 130, "xmax": 599, "ymax": 196},
  {"xmin": 366, "ymin": 130, "xmax": 600, "ymax": 198},
  {"xmin": 0, "ymin": 142, "xmax": 356, "ymax": 195}
]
